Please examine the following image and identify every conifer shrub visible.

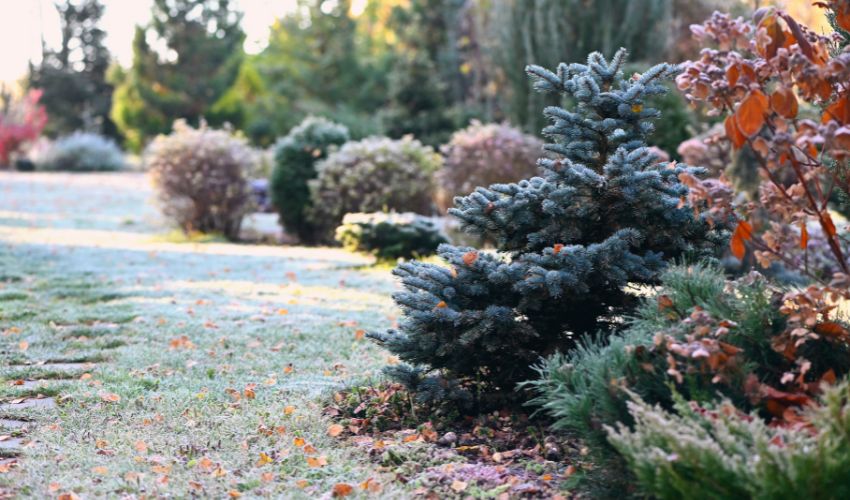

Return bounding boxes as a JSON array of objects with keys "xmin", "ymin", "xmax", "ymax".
[
  {"xmin": 270, "ymin": 116, "xmax": 349, "ymax": 243},
  {"xmin": 147, "ymin": 121, "xmax": 254, "ymax": 240},
  {"xmin": 37, "ymin": 132, "xmax": 125, "ymax": 172},
  {"xmin": 368, "ymin": 50, "xmax": 727, "ymax": 408},
  {"xmin": 335, "ymin": 212, "xmax": 447, "ymax": 262},
  {"xmin": 436, "ymin": 121, "xmax": 543, "ymax": 212},
  {"xmin": 531, "ymin": 262, "xmax": 849, "ymax": 443},
  {"xmin": 308, "ymin": 136, "xmax": 441, "ymax": 243},
  {"xmin": 607, "ymin": 381, "xmax": 850, "ymax": 499}
]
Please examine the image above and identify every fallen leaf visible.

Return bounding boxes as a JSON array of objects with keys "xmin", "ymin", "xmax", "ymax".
[
  {"xmin": 332, "ymin": 483, "xmax": 354, "ymax": 497},
  {"xmin": 256, "ymin": 452, "xmax": 273, "ymax": 466},
  {"xmin": 100, "ymin": 392, "xmax": 121, "ymax": 403},
  {"xmin": 294, "ymin": 437, "xmax": 305, "ymax": 447},
  {"xmin": 451, "ymin": 480, "xmax": 468, "ymax": 492},
  {"xmin": 284, "ymin": 405, "xmax": 295, "ymax": 415},
  {"xmin": 91, "ymin": 466, "xmax": 108, "ymax": 475},
  {"xmin": 18, "ymin": 340, "xmax": 28, "ymax": 351},
  {"xmin": 327, "ymin": 424, "xmax": 344, "ymax": 437},
  {"xmin": 134, "ymin": 440, "xmax": 148, "ymax": 453},
  {"xmin": 306, "ymin": 456, "xmax": 327, "ymax": 468}
]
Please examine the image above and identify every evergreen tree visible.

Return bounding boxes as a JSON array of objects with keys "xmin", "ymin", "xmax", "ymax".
[
  {"xmin": 229, "ymin": 0, "xmax": 387, "ymax": 144},
  {"xmin": 28, "ymin": 0, "xmax": 116, "ymax": 138},
  {"xmin": 369, "ymin": 50, "xmax": 727, "ymax": 407},
  {"xmin": 380, "ymin": 0, "xmax": 467, "ymax": 146},
  {"xmin": 487, "ymin": 0, "xmax": 673, "ymax": 133},
  {"xmin": 110, "ymin": 0, "xmax": 244, "ymax": 150}
]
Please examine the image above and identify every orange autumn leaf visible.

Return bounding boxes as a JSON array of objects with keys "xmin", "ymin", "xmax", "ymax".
[
  {"xmin": 814, "ymin": 322, "xmax": 849, "ymax": 338},
  {"xmin": 435, "ymin": 301, "xmax": 447, "ymax": 309},
  {"xmin": 726, "ymin": 63, "xmax": 740, "ymax": 87},
  {"xmin": 327, "ymin": 424, "xmax": 344, "ymax": 437},
  {"xmin": 354, "ymin": 329, "xmax": 365, "ymax": 340},
  {"xmin": 100, "ymin": 392, "xmax": 121, "ymax": 403},
  {"xmin": 730, "ymin": 220, "xmax": 753, "ymax": 261},
  {"xmin": 302, "ymin": 444, "xmax": 318, "ymax": 455},
  {"xmin": 800, "ymin": 223, "xmax": 809, "ymax": 250},
  {"xmin": 823, "ymin": 96, "xmax": 850, "ymax": 125},
  {"xmin": 332, "ymin": 483, "xmax": 354, "ymax": 497},
  {"xmin": 296, "ymin": 479, "xmax": 310, "ymax": 488},
  {"xmin": 91, "ymin": 466, "xmax": 108, "ymax": 475},
  {"xmin": 770, "ymin": 87, "xmax": 798, "ymax": 119},
  {"xmin": 724, "ymin": 115, "xmax": 747, "ymax": 149},
  {"xmin": 256, "ymin": 452, "xmax": 273, "ymax": 466},
  {"xmin": 553, "ymin": 243, "xmax": 564, "ymax": 255},
  {"xmin": 18, "ymin": 340, "xmax": 28, "ymax": 351},
  {"xmin": 736, "ymin": 90, "xmax": 769, "ymax": 137},
  {"xmin": 293, "ymin": 437, "xmax": 305, "ymax": 447},
  {"xmin": 306, "ymin": 456, "xmax": 327, "ymax": 468},
  {"xmin": 462, "ymin": 251, "xmax": 478, "ymax": 266},
  {"xmin": 823, "ymin": 212, "xmax": 837, "ymax": 237},
  {"xmin": 284, "ymin": 405, "xmax": 295, "ymax": 415}
]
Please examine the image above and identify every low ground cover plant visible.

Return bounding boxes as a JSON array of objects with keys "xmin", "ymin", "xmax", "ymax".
[
  {"xmin": 335, "ymin": 212, "xmax": 447, "ymax": 262},
  {"xmin": 147, "ymin": 121, "xmax": 254, "ymax": 240}
]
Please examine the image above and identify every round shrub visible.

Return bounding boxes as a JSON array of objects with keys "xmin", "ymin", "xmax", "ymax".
[
  {"xmin": 36, "ymin": 132, "xmax": 125, "ymax": 172},
  {"xmin": 308, "ymin": 136, "xmax": 442, "ymax": 243},
  {"xmin": 335, "ymin": 212, "xmax": 448, "ymax": 262},
  {"xmin": 146, "ymin": 121, "xmax": 255, "ymax": 240},
  {"xmin": 436, "ymin": 121, "xmax": 542, "ymax": 212},
  {"xmin": 271, "ymin": 116, "xmax": 349, "ymax": 244}
]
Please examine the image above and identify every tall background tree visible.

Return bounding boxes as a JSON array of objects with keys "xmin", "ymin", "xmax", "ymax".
[
  {"xmin": 110, "ymin": 0, "xmax": 244, "ymax": 151},
  {"xmin": 28, "ymin": 0, "xmax": 116, "ymax": 139}
]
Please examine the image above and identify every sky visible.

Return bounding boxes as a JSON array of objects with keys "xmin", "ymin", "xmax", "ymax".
[{"xmin": 0, "ymin": 0, "xmax": 317, "ymax": 85}]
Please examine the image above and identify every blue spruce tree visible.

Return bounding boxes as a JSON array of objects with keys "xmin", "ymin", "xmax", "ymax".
[{"xmin": 368, "ymin": 49, "xmax": 727, "ymax": 407}]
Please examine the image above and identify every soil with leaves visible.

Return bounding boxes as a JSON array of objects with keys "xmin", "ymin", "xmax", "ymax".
[{"xmin": 0, "ymin": 172, "xmax": 574, "ymax": 499}]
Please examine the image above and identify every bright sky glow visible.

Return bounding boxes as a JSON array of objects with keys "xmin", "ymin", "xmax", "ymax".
[{"xmin": 0, "ymin": 0, "xmax": 366, "ymax": 86}]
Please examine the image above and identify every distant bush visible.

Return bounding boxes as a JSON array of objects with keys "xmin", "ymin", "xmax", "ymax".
[
  {"xmin": 436, "ymin": 121, "xmax": 542, "ymax": 212},
  {"xmin": 270, "ymin": 116, "xmax": 349, "ymax": 244},
  {"xmin": 335, "ymin": 212, "xmax": 447, "ymax": 262},
  {"xmin": 308, "ymin": 136, "xmax": 441, "ymax": 243},
  {"xmin": 147, "ymin": 121, "xmax": 254, "ymax": 240},
  {"xmin": 37, "ymin": 132, "xmax": 125, "ymax": 172}
]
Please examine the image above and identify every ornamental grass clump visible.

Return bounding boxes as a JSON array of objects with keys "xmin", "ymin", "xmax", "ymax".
[
  {"xmin": 368, "ymin": 49, "xmax": 727, "ymax": 409},
  {"xmin": 147, "ymin": 121, "xmax": 254, "ymax": 241}
]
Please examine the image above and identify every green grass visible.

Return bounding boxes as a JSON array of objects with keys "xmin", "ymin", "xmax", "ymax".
[{"xmin": 0, "ymin": 171, "xmax": 422, "ymax": 497}]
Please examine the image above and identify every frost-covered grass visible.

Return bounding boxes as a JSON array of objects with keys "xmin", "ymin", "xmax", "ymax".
[{"xmin": 0, "ymin": 172, "xmax": 407, "ymax": 497}]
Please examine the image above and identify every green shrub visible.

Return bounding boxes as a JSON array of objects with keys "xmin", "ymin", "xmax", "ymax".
[
  {"xmin": 528, "ymin": 263, "xmax": 850, "ymax": 454},
  {"xmin": 335, "ymin": 212, "xmax": 447, "ymax": 262},
  {"xmin": 37, "ymin": 132, "xmax": 125, "ymax": 172},
  {"xmin": 270, "ymin": 116, "xmax": 349, "ymax": 243},
  {"xmin": 368, "ymin": 51, "xmax": 725, "ymax": 409},
  {"xmin": 147, "ymin": 121, "xmax": 254, "ymax": 240},
  {"xmin": 308, "ymin": 136, "xmax": 441, "ymax": 243},
  {"xmin": 607, "ymin": 382, "xmax": 850, "ymax": 500},
  {"xmin": 436, "ymin": 121, "xmax": 542, "ymax": 212}
]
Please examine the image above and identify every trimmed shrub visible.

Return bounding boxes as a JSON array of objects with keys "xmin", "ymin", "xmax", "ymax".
[
  {"xmin": 607, "ymin": 381, "xmax": 850, "ymax": 499},
  {"xmin": 436, "ymin": 121, "xmax": 542, "ymax": 212},
  {"xmin": 36, "ymin": 132, "xmax": 125, "ymax": 172},
  {"xmin": 270, "ymin": 116, "xmax": 349, "ymax": 244},
  {"xmin": 308, "ymin": 136, "xmax": 442, "ymax": 243},
  {"xmin": 147, "ymin": 121, "xmax": 254, "ymax": 240},
  {"xmin": 335, "ymin": 212, "xmax": 447, "ymax": 262}
]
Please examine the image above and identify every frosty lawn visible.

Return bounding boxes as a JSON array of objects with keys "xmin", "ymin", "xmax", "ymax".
[{"xmin": 0, "ymin": 172, "xmax": 410, "ymax": 497}]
